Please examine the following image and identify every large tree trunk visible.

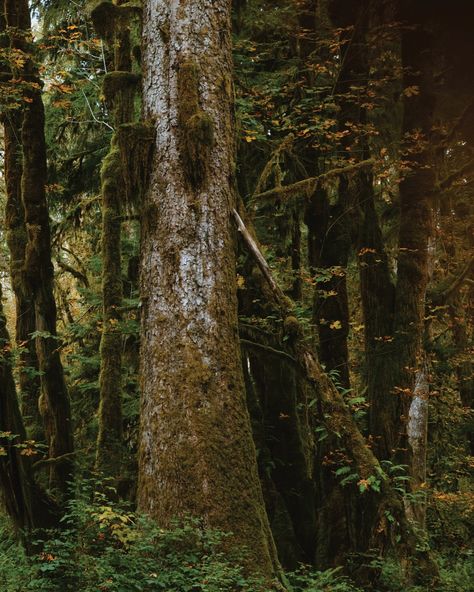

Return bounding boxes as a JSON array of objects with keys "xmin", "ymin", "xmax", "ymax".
[
  {"xmin": 3, "ymin": 0, "xmax": 74, "ymax": 495},
  {"xmin": 137, "ymin": 0, "xmax": 278, "ymax": 578}
]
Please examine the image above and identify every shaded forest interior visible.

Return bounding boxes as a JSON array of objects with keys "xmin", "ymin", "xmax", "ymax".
[{"xmin": 0, "ymin": 0, "xmax": 473, "ymax": 591}]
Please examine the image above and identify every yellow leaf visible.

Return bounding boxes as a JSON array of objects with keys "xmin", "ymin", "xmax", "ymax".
[{"xmin": 330, "ymin": 320, "xmax": 342, "ymax": 330}]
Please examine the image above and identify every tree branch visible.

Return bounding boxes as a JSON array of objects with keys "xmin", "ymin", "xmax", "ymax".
[
  {"xmin": 252, "ymin": 158, "xmax": 374, "ymax": 202},
  {"xmin": 429, "ymin": 257, "xmax": 474, "ymax": 305}
]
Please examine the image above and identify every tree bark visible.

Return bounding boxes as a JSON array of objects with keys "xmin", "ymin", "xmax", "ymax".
[
  {"xmin": 3, "ymin": 110, "xmax": 43, "ymax": 440},
  {"xmin": 0, "ymin": 281, "xmax": 59, "ymax": 547},
  {"xmin": 3, "ymin": 0, "xmax": 74, "ymax": 495},
  {"xmin": 92, "ymin": 0, "xmax": 137, "ymax": 479},
  {"xmin": 1, "ymin": 0, "xmax": 42, "ymax": 441},
  {"xmin": 137, "ymin": 0, "xmax": 278, "ymax": 578}
]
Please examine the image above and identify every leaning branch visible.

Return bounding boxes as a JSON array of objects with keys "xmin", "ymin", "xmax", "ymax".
[
  {"xmin": 252, "ymin": 158, "xmax": 375, "ymax": 202},
  {"xmin": 232, "ymin": 208, "xmax": 289, "ymax": 310},
  {"xmin": 429, "ymin": 256, "xmax": 474, "ymax": 305},
  {"xmin": 438, "ymin": 158, "xmax": 474, "ymax": 191}
]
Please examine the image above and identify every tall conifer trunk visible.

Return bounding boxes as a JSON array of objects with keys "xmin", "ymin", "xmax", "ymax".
[
  {"xmin": 137, "ymin": 0, "xmax": 278, "ymax": 577},
  {"xmin": 365, "ymin": 1, "xmax": 435, "ymax": 463}
]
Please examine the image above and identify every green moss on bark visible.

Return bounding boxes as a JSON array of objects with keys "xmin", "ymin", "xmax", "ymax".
[
  {"xmin": 102, "ymin": 71, "xmax": 140, "ymax": 124},
  {"xmin": 116, "ymin": 122, "xmax": 155, "ymax": 207},
  {"xmin": 177, "ymin": 60, "xmax": 215, "ymax": 189}
]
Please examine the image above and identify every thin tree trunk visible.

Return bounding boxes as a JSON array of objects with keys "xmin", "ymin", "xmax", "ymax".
[
  {"xmin": 93, "ymin": 0, "xmax": 136, "ymax": 478},
  {"xmin": 3, "ymin": 111, "xmax": 42, "ymax": 439},
  {"xmin": 137, "ymin": 0, "xmax": 279, "ymax": 578},
  {"xmin": 0, "ymin": 281, "xmax": 59, "ymax": 548},
  {"xmin": 4, "ymin": 0, "xmax": 74, "ymax": 495}
]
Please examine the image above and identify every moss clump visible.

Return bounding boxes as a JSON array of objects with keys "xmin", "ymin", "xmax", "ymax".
[
  {"xmin": 283, "ymin": 315, "xmax": 302, "ymax": 338},
  {"xmin": 186, "ymin": 112, "xmax": 214, "ymax": 146},
  {"xmin": 89, "ymin": 1, "xmax": 142, "ymax": 41},
  {"xmin": 117, "ymin": 122, "xmax": 155, "ymax": 208},
  {"xmin": 177, "ymin": 60, "xmax": 215, "ymax": 189},
  {"xmin": 102, "ymin": 71, "xmax": 140, "ymax": 124},
  {"xmin": 89, "ymin": 1, "xmax": 118, "ymax": 40},
  {"xmin": 101, "ymin": 145, "xmax": 122, "ymax": 198}
]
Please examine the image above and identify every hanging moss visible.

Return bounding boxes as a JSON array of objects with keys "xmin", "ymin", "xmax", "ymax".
[
  {"xmin": 116, "ymin": 122, "xmax": 155, "ymax": 208},
  {"xmin": 177, "ymin": 59, "xmax": 215, "ymax": 189}
]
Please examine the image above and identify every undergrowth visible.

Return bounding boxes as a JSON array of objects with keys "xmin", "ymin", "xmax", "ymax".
[{"xmin": 0, "ymin": 479, "xmax": 472, "ymax": 592}]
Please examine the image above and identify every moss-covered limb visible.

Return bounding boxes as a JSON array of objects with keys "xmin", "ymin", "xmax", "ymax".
[
  {"xmin": 116, "ymin": 122, "xmax": 155, "ymax": 207},
  {"xmin": 428, "ymin": 256, "xmax": 474, "ymax": 306},
  {"xmin": 233, "ymin": 208, "xmax": 291, "ymax": 311},
  {"xmin": 177, "ymin": 60, "xmax": 215, "ymax": 189},
  {"xmin": 0, "ymin": 281, "xmax": 60, "ymax": 546},
  {"xmin": 253, "ymin": 158, "xmax": 374, "ymax": 203},
  {"xmin": 96, "ymin": 145, "xmax": 124, "ymax": 477},
  {"xmin": 2, "ymin": 111, "xmax": 43, "ymax": 439}
]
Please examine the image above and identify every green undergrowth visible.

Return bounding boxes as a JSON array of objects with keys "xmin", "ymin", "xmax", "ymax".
[{"xmin": 0, "ymin": 480, "xmax": 472, "ymax": 592}]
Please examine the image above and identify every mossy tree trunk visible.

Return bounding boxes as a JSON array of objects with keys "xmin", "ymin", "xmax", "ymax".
[
  {"xmin": 137, "ymin": 0, "xmax": 279, "ymax": 578},
  {"xmin": 4, "ymin": 0, "xmax": 74, "ymax": 496},
  {"xmin": 92, "ymin": 0, "xmax": 137, "ymax": 479},
  {"xmin": 0, "ymin": 281, "xmax": 59, "ymax": 548},
  {"xmin": 3, "ymin": 111, "xmax": 43, "ymax": 439},
  {"xmin": 1, "ymin": 0, "xmax": 42, "ymax": 441}
]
